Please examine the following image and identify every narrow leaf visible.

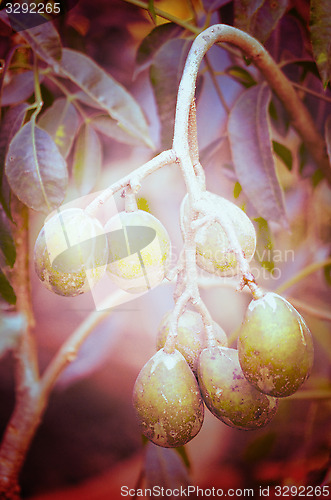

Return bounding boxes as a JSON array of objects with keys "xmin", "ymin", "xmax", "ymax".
[
  {"xmin": 0, "ymin": 310, "xmax": 25, "ymax": 356},
  {"xmin": 272, "ymin": 141, "xmax": 293, "ymax": 170},
  {"xmin": 73, "ymin": 123, "xmax": 102, "ymax": 196},
  {"xmin": 310, "ymin": 0, "xmax": 331, "ymax": 88},
  {"xmin": 145, "ymin": 442, "xmax": 191, "ymax": 493},
  {"xmin": 38, "ymin": 97, "xmax": 81, "ymax": 158},
  {"xmin": 136, "ymin": 23, "xmax": 182, "ymax": 71},
  {"xmin": 150, "ymin": 38, "xmax": 190, "ymax": 149},
  {"xmin": 0, "ymin": 103, "xmax": 29, "ymax": 218},
  {"xmin": 226, "ymin": 65, "xmax": 256, "ymax": 88},
  {"xmin": 253, "ymin": 217, "xmax": 275, "ymax": 273},
  {"xmin": 90, "ymin": 114, "xmax": 145, "ymax": 147},
  {"xmin": 0, "ymin": 207, "xmax": 16, "ymax": 268},
  {"xmin": 0, "ymin": 12, "xmax": 62, "ymax": 63},
  {"xmin": 5, "ymin": 121, "xmax": 68, "ymax": 213},
  {"xmin": 59, "ymin": 48, "xmax": 154, "ymax": 149},
  {"xmin": 0, "ymin": 269, "xmax": 16, "ymax": 305},
  {"xmin": 325, "ymin": 115, "xmax": 331, "ymax": 166},
  {"xmin": 228, "ymin": 84, "xmax": 288, "ymax": 226}
]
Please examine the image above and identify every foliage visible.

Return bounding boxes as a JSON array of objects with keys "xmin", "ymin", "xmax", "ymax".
[{"xmin": 0, "ymin": 0, "xmax": 331, "ymax": 498}]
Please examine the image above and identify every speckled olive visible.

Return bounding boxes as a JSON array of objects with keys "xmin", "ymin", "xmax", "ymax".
[
  {"xmin": 237, "ymin": 292, "xmax": 314, "ymax": 397},
  {"xmin": 198, "ymin": 346, "xmax": 278, "ymax": 430},
  {"xmin": 156, "ymin": 310, "xmax": 228, "ymax": 375},
  {"xmin": 180, "ymin": 191, "xmax": 256, "ymax": 277},
  {"xmin": 34, "ymin": 208, "xmax": 108, "ymax": 297},
  {"xmin": 105, "ymin": 210, "xmax": 171, "ymax": 293},
  {"xmin": 133, "ymin": 348, "xmax": 204, "ymax": 447}
]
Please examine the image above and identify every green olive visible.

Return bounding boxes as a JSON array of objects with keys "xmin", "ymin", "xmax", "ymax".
[
  {"xmin": 105, "ymin": 210, "xmax": 171, "ymax": 293},
  {"xmin": 34, "ymin": 208, "xmax": 108, "ymax": 297},
  {"xmin": 180, "ymin": 191, "xmax": 256, "ymax": 277},
  {"xmin": 198, "ymin": 346, "xmax": 278, "ymax": 430},
  {"xmin": 237, "ymin": 292, "xmax": 314, "ymax": 397},
  {"xmin": 133, "ymin": 348, "xmax": 204, "ymax": 447},
  {"xmin": 156, "ymin": 310, "xmax": 228, "ymax": 374}
]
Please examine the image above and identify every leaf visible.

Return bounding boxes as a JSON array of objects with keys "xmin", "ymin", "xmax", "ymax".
[
  {"xmin": 38, "ymin": 97, "xmax": 81, "ymax": 158},
  {"xmin": 325, "ymin": 115, "xmax": 331, "ymax": 166},
  {"xmin": 145, "ymin": 442, "xmax": 191, "ymax": 495},
  {"xmin": 233, "ymin": 181, "xmax": 242, "ymax": 198},
  {"xmin": 235, "ymin": 0, "xmax": 288, "ymax": 43},
  {"xmin": 234, "ymin": 0, "xmax": 264, "ymax": 31},
  {"xmin": 0, "ymin": 269, "xmax": 16, "ymax": 305},
  {"xmin": 5, "ymin": 121, "xmax": 68, "ymax": 213},
  {"xmin": 253, "ymin": 217, "xmax": 274, "ymax": 273},
  {"xmin": 228, "ymin": 84, "xmax": 288, "ymax": 227},
  {"xmin": 1, "ymin": 71, "xmax": 43, "ymax": 107},
  {"xmin": 90, "ymin": 114, "xmax": 146, "ymax": 147},
  {"xmin": 0, "ymin": 12, "xmax": 62, "ymax": 63},
  {"xmin": 269, "ymin": 95, "xmax": 289, "ymax": 138},
  {"xmin": 59, "ymin": 48, "xmax": 154, "ymax": 149},
  {"xmin": 73, "ymin": 123, "xmax": 102, "ymax": 196},
  {"xmin": 226, "ymin": 65, "xmax": 257, "ymax": 88},
  {"xmin": 0, "ymin": 310, "xmax": 25, "ymax": 356},
  {"xmin": 135, "ymin": 23, "xmax": 182, "ymax": 72},
  {"xmin": 310, "ymin": 0, "xmax": 331, "ymax": 88},
  {"xmin": 0, "ymin": 103, "xmax": 29, "ymax": 218},
  {"xmin": 250, "ymin": 0, "xmax": 288, "ymax": 44},
  {"xmin": 0, "ymin": 207, "xmax": 15, "ymax": 268},
  {"xmin": 272, "ymin": 141, "xmax": 293, "ymax": 170},
  {"xmin": 150, "ymin": 38, "xmax": 190, "ymax": 149}
]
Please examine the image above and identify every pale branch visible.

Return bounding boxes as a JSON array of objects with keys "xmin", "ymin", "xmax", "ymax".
[
  {"xmin": 84, "ymin": 149, "xmax": 177, "ymax": 217},
  {"xmin": 172, "ymin": 24, "xmax": 331, "ymax": 184}
]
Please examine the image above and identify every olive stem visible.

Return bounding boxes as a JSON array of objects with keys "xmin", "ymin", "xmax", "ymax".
[{"xmin": 84, "ymin": 149, "xmax": 177, "ymax": 217}]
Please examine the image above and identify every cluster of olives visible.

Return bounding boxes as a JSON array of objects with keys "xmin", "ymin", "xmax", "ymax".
[
  {"xmin": 34, "ymin": 206, "xmax": 171, "ymax": 296},
  {"xmin": 34, "ymin": 191, "xmax": 314, "ymax": 449},
  {"xmin": 132, "ymin": 191, "xmax": 314, "ymax": 448}
]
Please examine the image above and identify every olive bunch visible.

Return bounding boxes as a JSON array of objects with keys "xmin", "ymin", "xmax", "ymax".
[{"xmin": 33, "ymin": 191, "xmax": 314, "ymax": 449}]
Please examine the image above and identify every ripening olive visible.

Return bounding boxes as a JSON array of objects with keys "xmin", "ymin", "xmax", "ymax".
[
  {"xmin": 132, "ymin": 348, "xmax": 204, "ymax": 448},
  {"xmin": 180, "ymin": 191, "xmax": 256, "ymax": 277},
  {"xmin": 198, "ymin": 346, "xmax": 278, "ymax": 430},
  {"xmin": 34, "ymin": 208, "xmax": 108, "ymax": 297},
  {"xmin": 237, "ymin": 292, "xmax": 314, "ymax": 397},
  {"xmin": 105, "ymin": 210, "xmax": 171, "ymax": 293},
  {"xmin": 156, "ymin": 310, "xmax": 228, "ymax": 374}
]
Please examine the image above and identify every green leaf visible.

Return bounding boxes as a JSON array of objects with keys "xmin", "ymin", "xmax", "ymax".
[
  {"xmin": 73, "ymin": 123, "xmax": 102, "ymax": 196},
  {"xmin": 59, "ymin": 48, "xmax": 154, "ymax": 149},
  {"xmin": 234, "ymin": 0, "xmax": 264, "ymax": 31},
  {"xmin": 250, "ymin": 0, "xmax": 288, "ymax": 43},
  {"xmin": 0, "ymin": 103, "xmax": 29, "ymax": 219},
  {"xmin": 325, "ymin": 115, "xmax": 331, "ymax": 166},
  {"xmin": 0, "ymin": 269, "xmax": 16, "ymax": 305},
  {"xmin": 269, "ymin": 96, "xmax": 289, "ymax": 137},
  {"xmin": 226, "ymin": 65, "xmax": 256, "ymax": 88},
  {"xmin": 5, "ymin": 121, "xmax": 68, "ymax": 213},
  {"xmin": 228, "ymin": 84, "xmax": 288, "ymax": 227},
  {"xmin": 136, "ymin": 23, "xmax": 182, "ymax": 71},
  {"xmin": 0, "ymin": 12, "xmax": 62, "ymax": 63},
  {"xmin": 310, "ymin": 0, "xmax": 331, "ymax": 88},
  {"xmin": 272, "ymin": 140, "xmax": 293, "ymax": 170},
  {"xmin": 38, "ymin": 97, "xmax": 81, "ymax": 158},
  {"xmin": 150, "ymin": 38, "xmax": 190, "ymax": 149},
  {"xmin": 233, "ymin": 181, "xmax": 242, "ymax": 198},
  {"xmin": 0, "ymin": 310, "xmax": 25, "ymax": 357},
  {"xmin": 144, "ymin": 442, "xmax": 191, "ymax": 492},
  {"xmin": 90, "ymin": 114, "xmax": 146, "ymax": 147},
  {"xmin": 0, "ymin": 207, "xmax": 15, "ymax": 268},
  {"xmin": 253, "ymin": 217, "xmax": 274, "ymax": 273}
]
